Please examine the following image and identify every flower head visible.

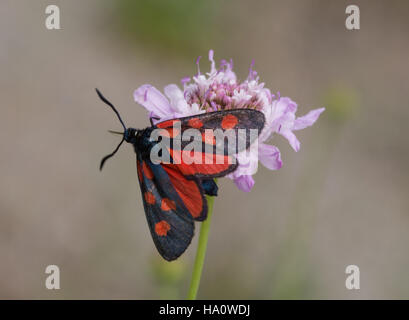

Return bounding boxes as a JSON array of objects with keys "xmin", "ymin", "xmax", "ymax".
[{"xmin": 134, "ymin": 50, "xmax": 324, "ymax": 192}]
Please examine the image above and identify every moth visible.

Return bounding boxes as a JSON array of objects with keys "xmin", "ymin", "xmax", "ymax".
[{"xmin": 96, "ymin": 89, "xmax": 265, "ymax": 261}]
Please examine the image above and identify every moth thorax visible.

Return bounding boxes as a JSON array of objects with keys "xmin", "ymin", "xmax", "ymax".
[{"xmin": 124, "ymin": 128, "xmax": 138, "ymax": 143}]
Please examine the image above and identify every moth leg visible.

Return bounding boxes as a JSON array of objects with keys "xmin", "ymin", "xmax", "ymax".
[
  {"xmin": 150, "ymin": 116, "xmax": 160, "ymax": 126},
  {"xmin": 201, "ymin": 179, "xmax": 218, "ymax": 196}
]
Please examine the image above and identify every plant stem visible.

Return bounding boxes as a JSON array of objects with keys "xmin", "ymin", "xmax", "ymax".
[{"xmin": 187, "ymin": 191, "xmax": 216, "ymax": 300}]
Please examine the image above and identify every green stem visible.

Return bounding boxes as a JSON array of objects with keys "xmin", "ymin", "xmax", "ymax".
[{"xmin": 187, "ymin": 190, "xmax": 216, "ymax": 300}]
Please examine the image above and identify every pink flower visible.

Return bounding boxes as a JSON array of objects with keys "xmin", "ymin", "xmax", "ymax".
[{"xmin": 134, "ymin": 50, "xmax": 324, "ymax": 192}]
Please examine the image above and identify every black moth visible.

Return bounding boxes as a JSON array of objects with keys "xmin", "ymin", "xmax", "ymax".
[{"xmin": 97, "ymin": 89, "xmax": 265, "ymax": 260}]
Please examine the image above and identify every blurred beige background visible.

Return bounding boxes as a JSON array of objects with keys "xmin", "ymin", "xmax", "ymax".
[{"xmin": 1, "ymin": 0, "xmax": 408, "ymax": 299}]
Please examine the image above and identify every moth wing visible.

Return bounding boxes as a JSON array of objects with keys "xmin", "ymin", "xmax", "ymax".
[
  {"xmin": 137, "ymin": 156, "xmax": 195, "ymax": 261},
  {"xmin": 161, "ymin": 163, "xmax": 208, "ymax": 221},
  {"xmin": 155, "ymin": 109, "xmax": 265, "ymax": 179},
  {"xmin": 156, "ymin": 109, "xmax": 265, "ymax": 154}
]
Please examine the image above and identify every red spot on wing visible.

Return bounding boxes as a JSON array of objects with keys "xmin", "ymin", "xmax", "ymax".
[
  {"xmin": 188, "ymin": 117, "xmax": 203, "ymax": 129},
  {"xmin": 162, "ymin": 165, "xmax": 203, "ymax": 219},
  {"xmin": 144, "ymin": 191, "xmax": 156, "ymax": 205},
  {"xmin": 161, "ymin": 198, "xmax": 176, "ymax": 211},
  {"xmin": 167, "ymin": 128, "xmax": 180, "ymax": 137},
  {"xmin": 221, "ymin": 114, "xmax": 238, "ymax": 129},
  {"xmin": 157, "ymin": 119, "xmax": 181, "ymax": 128},
  {"xmin": 137, "ymin": 161, "xmax": 143, "ymax": 183},
  {"xmin": 142, "ymin": 161, "xmax": 154, "ymax": 179},
  {"xmin": 158, "ymin": 127, "xmax": 180, "ymax": 138},
  {"xmin": 202, "ymin": 130, "xmax": 216, "ymax": 145},
  {"xmin": 155, "ymin": 220, "xmax": 170, "ymax": 236},
  {"xmin": 168, "ymin": 148, "xmax": 233, "ymax": 176}
]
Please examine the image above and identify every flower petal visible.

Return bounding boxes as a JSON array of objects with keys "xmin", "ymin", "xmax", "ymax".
[
  {"xmin": 269, "ymin": 97, "xmax": 297, "ymax": 124},
  {"xmin": 231, "ymin": 143, "xmax": 260, "ymax": 177},
  {"xmin": 164, "ymin": 84, "xmax": 190, "ymax": 114},
  {"xmin": 259, "ymin": 144, "xmax": 282, "ymax": 170},
  {"xmin": 134, "ymin": 84, "xmax": 173, "ymax": 118},
  {"xmin": 208, "ymin": 49, "xmax": 216, "ymax": 74},
  {"xmin": 280, "ymin": 129, "xmax": 300, "ymax": 152},
  {"xmin": 293, "ymin": 108, "xmax": 325, "ymax": 131},
  {"xmin": 233, "ymin": 175, "xmax": 255, "ymax": 192}
]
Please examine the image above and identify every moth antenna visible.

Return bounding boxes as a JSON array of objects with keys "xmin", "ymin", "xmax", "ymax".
[
  {"xmin": 108, "ymin": 130, "xmax": 123, "ymax": 135},
  {"xmin": 96, "ymin": 88, "xmax": 128, "ymax": 170},
  {"xmin": 95, "ymin": 88, "xmax": 127, "ymax": 132},
  {"xmin": 99, "ymin": 138, "xmax": 125, "ymax": 171}
]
